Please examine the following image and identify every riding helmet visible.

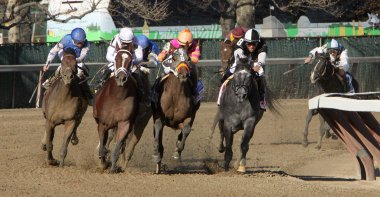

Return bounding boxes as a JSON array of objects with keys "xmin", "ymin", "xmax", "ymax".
[
  {"xmin": 178, "ymin": 28, "xmax": 193, "ymax": 46},
  {"xmin": 244, "ymin": 28, "xmax": 260, "ymax": 44},
  {"xmin": 327, "ymin": 39, "xmax": 339, "ymax": 50},
  {"xmin": 119, "ymin": 27, "xmax": 134, "ymax": 43},
  {"xmin": 135, "ymin": 35, "xmax": 149, "ymax": 49},
  {"xmin": 71, "ymin": 28, "xmax": 86, "ymax": 43}
]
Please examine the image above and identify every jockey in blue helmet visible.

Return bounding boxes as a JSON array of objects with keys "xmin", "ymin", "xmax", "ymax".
[
  {"xmin": 134, "ymin": 34, "xmax": 159, "ymax": 66},
  {"xmin": 42, "ymin": 27, "xmax": 93, "ymax": 101}
]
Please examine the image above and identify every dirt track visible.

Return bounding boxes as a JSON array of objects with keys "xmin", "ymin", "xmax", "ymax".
[{"xmin": 1, "ymin": 100, "xmax": 380, "ymax": 196}]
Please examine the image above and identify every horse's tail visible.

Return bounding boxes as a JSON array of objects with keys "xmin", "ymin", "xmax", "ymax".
[{"xmin": 263, "ymin": 78, "xmax": 282, "ymax": 116}]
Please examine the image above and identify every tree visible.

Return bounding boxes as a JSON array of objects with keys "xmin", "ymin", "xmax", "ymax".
[
  {"xmin": 1, "ymin": 0, "xmax": 102, "ymax": 43},
  {"xmin": 109, "ymin": 0, "xmax": 171, "ymax": 27},
  {"xmin": 270, "ymin": 0, "xmax": 380, "ymax": 21}
]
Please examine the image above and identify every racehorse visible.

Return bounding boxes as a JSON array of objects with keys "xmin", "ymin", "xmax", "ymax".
[
  {"xmin": 303, "ymin": 52, "xmax": 359, "ymax": 149},
  {"xmin": 152, "ymin": 48, "xmax": 200, "ymax": 174},
  {"xmin": 93, "ymin": 44, "xmax": 139, "ymax": 173},
  {"xmin": 219, "ymin": 41, "xmax": 233, "ymax": 74},
  {"xmin": 41, "ymin": 48, "xmax": 88, "ymax": 167},
  {"xmin": 216, "ymin": 64, "xmax": 278, "ymax": 173}
]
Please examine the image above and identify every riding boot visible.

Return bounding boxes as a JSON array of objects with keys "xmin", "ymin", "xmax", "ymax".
[
  {"xmin": 95, "ymin": 67, "xmax": 112, "ymax": 90},
  {"xmin": 256, "ymin": 76, "xmax": 266, "ymax": 111}
]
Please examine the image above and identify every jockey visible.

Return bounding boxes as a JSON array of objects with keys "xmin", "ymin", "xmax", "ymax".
[
  {"xmin": 304, "ymin": 39, "xmax": 354, "ymax": 93},
  {"xmin": 96, "ymin": 27, "xmax": 143, "ymax": 88},
  {"xmin": 134, "ymin": 34, "xmax": 160, "ymax": 66},
  {"xmin": 224, "ymin": 26, "xmax": 248, "ymax": 45},
  {"xmin": 155, "ymin": 28, "xmax": 203, "ymax": 103},
  {"xmin": 42, "ymin": 27, "xmax": 93, "ymax": 101},
  {"xmin": 218, "ymin": 28, "xmax": 267, "ymax": 110}
]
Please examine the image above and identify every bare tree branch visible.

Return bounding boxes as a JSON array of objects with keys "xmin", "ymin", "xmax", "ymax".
[
  {"xmin": 0, "ymin": 0, "xmax": 102, "ymax": 30},
  {"xmin": 109, "ymin": 0, "xmax": 171, "ymax": 26}
]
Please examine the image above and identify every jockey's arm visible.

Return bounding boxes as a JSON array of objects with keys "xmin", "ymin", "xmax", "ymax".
[
  {"xmin": 305, "ymin": 44, "xmax": 327, "ymax": 64},
  {"xmin": 133, "ymin": 46, "xmax": 143, "ymax": 65},
  {"xmin": 43, "ymin": 42, "xmax": 63, "ymax": 71},
  {"xmin": 76, "ymin": 45, "xmax": 89, "ymax": 63},
  {"xmin": 336, "ymin": 49, "xmax": 350, "ymax": 72},
  {"xmin": 106, "ymin": 45, "xmax": 116, "ymax": 63},
  {"xmin": 158, "ymin": 42, "xmax": 171, "ymax": 62},
  {"xmin": 189, "ymin": 43, "xmax": 201, "ymax": 64}
]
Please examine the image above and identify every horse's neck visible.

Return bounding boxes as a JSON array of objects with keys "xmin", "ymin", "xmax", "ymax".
[{"xmin": 318, "ymin": 76, "xmax": 344, "ymax": 93}]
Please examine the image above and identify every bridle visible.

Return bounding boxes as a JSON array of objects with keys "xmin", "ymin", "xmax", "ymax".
[{"xmin": 115, "ymin": 49, "xmax": 133, "ymax": 77}]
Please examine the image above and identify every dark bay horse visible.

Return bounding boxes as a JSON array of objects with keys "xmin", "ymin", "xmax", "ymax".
[
  {"xmin": 41, "ymin": 48, "xmax": 88, "ymax": 167},
  {"xmin": 219, "ymin": 41, "xmax": 233, "ymax": 74},
  {"xmin": 216, "ymin": 64, "xmax": 279, "ymax": 173},
  {"xmin": 303, "ymin": 52, "xmax": 359, "ymax": 149},
  {"xmin": 93, "ymin": 46, "xmax": 139, "ymax": 173},
  {"xmin": 152, "ymin": 48, "xmax": 200, "ymax": 174}
]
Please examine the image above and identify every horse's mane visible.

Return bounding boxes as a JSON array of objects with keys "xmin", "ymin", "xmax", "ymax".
[{"xmin": 63, "ymin": 48, "xmax": 76, "ymax": 56}]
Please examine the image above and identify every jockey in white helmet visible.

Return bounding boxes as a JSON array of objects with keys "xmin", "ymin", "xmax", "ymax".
[
  {"xmin": 96, "ymin": 27, "xmax": 143, "ymax": 88},
  {"xmin": 305, "ymin": 39, "xmax": 354, "ymax": 93}
]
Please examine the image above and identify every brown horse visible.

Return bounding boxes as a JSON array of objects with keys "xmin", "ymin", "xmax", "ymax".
[
  {"xmin": 93, "ymin": 45, "xmax": 139, "ymax": 173},
  {"xmin": 219, "ymin": 41, "xmax": 234, "ymax": 74},
  {"xmin": 152, "ymin": 48, "xmax": 200, "ymax": 174},
  {"xmin": 41, "ymin": 48, "xmax": 88, "ymax": 167}
]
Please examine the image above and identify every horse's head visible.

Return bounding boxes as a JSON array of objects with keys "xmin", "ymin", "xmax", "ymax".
[
  {"xmin": 114, "ymin": 47, "xmax": 133, "ymax": 86},
  {"xmin": 232, "ymin": 64, "xmax": 253, "ymax": 103},
  {"xmin": 173, "ymin": 48, "xmax": 190, "ymax": 82},
  {"xmin": 310, "ymin": 52, "xmax": 335, "ymax": 84},
  {"xmin": 220, "ymin": 41, "xmax": 233, "ymax": 72},
  {"xmin": 60, "ymin": 48, "xmax": 77, "ymax": 85}
]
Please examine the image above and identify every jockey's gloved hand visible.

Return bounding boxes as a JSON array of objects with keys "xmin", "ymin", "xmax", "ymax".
[
  {"xmin": 304, "ymin": 54, "xmax": 313, "ymax": 64},
  {"xmin": 163, "ymin": 65, "xmax": 171, "ymax": 74},
  {"xmin": 252, "ymin": 62, "xmax": 261, "ymax": 72},
  {"xmin": 43, "ymin": 63, "xmax": 50, "ymax": 72}
]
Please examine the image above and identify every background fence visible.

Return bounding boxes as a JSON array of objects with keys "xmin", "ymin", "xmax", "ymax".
[{"xmin": 0, "ymin": 36, "xmax": 379, "ymax": 108}]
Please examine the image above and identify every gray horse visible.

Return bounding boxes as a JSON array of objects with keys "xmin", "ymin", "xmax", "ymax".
[{"xmin": 215, "ymin": 64, "xmax": 278, "ymax": 172}]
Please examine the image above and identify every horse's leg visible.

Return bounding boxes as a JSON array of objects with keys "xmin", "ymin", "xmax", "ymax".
[
  {"xmin": 70, "ymin": 129, "xmax": 79, "ymax": 145},
  {"xmin": 209, "ymin": 108, "xmax": 220, "ymax": 139},
  {"xmin": 59, "ymin": 120, "xmax": 77, "ymax": 167},
  {"xmin": 110, "ymin": 121, "xmax": 132, "ymax": 173},
  {"xmin": 316, "ymin": 115, "xmax": 327, "ymax": 150},
  {"xmin": 218, "ymin": 119, "xmax": 225, "ymax": 153},
  {"xmin": 237, "ymin": 118, "xmax": 256, "ymax": 173},
  {"xmin": 153, "ymin": 118, "xmax": 164, "ymax": 174},
  {"xmin": 43, "ymin": 120, "xmax": 59, "ymax": 166},
  {"xmin": 174, "ymin": 117, "xmax": 194, "ymax": 160},
  {"xmin": 105, "ymin": 128, "xmax": 115, "ymax": 154},
  {"xmin": 302, "ymin": 109, "xmax": 318, "ymax": 147},
  {"xmin": 122, "ymin": 110, "xmax": 151, "ymax": 170},
  {"xmin": 97, "ymin": 123, "xmax": 109, "ymax": 170},
  {"xmin": 223, "ymin": 122, "xmax": 233, "ymax": 171}
]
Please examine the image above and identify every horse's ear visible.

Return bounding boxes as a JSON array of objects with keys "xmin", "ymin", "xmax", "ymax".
[{"xmin": 314, "ymin": 52, "xmax": 319, "ymax": 58}]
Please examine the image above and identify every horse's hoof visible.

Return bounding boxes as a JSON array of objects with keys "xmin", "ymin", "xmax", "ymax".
[
  {"xmin": 218, "ymin": 145, "xmax": 225, "ymax": 153},
  {"xmin": 315, "ymin": 145, "xmax": 321, "ymax": 150},
  {"xmin": 155, "ymin": 163, "xmax": 161, "ymax": 174},
  {"xmin": 302, "ymin": 141, "xmax": 308, "ymax": 148},
  {"xmin": 172, "ymin": 152, "xmax": 181, "ymax": 160},
  {"xmin": 41, "ymin": 144, "xmax": 47, "ymax": 151},
  {"xmin": 152, "ymin": 155, "xmax": 162, "ymax": 163},
  {"xmin": 47, "ymin": 159, "xmax": 59, "ymax": 166},
  {"xmin": 331, "ymin": 135, "xmax": 338, "ymax": 140},
  {"xmin": 71, "ymin": 137, "xmax": 79, "ymax": 145},
  {"xmin": 237, "ymin": 165, "xmax": 246, "ymax": 173}
]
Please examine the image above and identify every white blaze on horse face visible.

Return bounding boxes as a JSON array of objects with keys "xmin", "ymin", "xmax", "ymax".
[{"xmin": 121, "ymin": 52, "xmax": 129, "ymax": 68}]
